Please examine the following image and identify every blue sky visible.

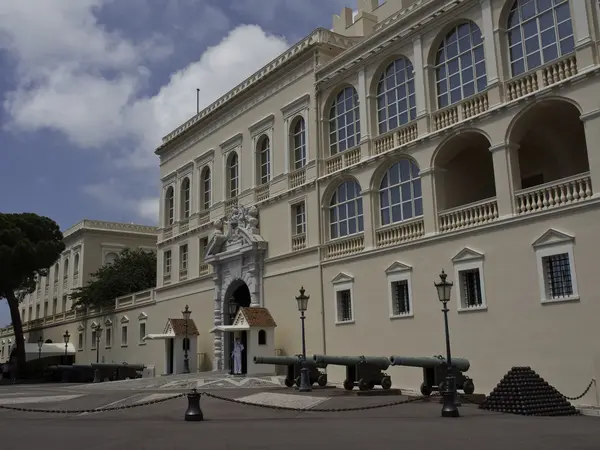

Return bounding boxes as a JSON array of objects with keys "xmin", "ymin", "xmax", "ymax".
[{"xmin": 0, "ymin": 0, "xmax": 354, "ymax": 326}]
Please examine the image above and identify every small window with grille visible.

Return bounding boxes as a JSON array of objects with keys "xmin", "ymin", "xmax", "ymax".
[
  {"xmin": 542, "ymin": 253, "xmax": 573, "ymax": 300},
  {"xmin": 336, "ymin": 289, "xmax": 353, "ymax": 322},
  {"xmin": 458, "ymin": 268, "xmax": 483, "ymax": 309},
  {"xmin": 391, "ymin": 280, "xmax": 411, "ymax": 316}
]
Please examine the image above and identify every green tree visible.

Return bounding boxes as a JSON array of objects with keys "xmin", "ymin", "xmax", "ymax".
[
  {"xmin": 0, "ymin": 213, "xmax": 65, "ymax": 374},
  {"xmin": 70, "ymin": 248, "xmax": 156, "ymax": 309}
]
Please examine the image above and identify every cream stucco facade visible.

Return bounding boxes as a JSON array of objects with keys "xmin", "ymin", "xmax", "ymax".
[{"xmin": 3, "ymin": 0, "xmax": 600, "ymax": 404}]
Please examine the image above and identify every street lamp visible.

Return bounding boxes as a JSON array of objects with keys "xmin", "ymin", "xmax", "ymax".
[
  {"xmin": 95, "ymin": 324, "xmax": 103, "ymax": 363},
  {"xmin": 63, "ymin": 330, "xmax": 70, "ymax": 365},
  {"xmin": 295, "ymin": 286, "xmax": 311, "ymax": 392},
  {"xmin": 435, "ymin": 270, "xmax": 459, "ymax": 418},
  {"xmin": 37, "ymin": 336, "xmax": 43, "ymax": 376},
  {"xmin": 182, "ymin": 305, "xmax": 191, "ymax": 374},
  {"xmin": 228, "ymin": 301, "xmax": 238, "ymax": 375}
]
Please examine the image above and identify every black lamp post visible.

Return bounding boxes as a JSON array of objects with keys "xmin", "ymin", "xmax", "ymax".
[
  {"xmin": 435, "ymin": 270, "xmax": 459, "ymax": 418},
  {"xmin": 95, "ymin": 324, "xmax": 103, "ymax": 363},
  {"xmin": 228, "ymin": 301, "xmax": 237, "ymax": 375},
  {"xmin": 295, "ymin": 286, "xmax": 311, "ymax": 392},
  {"xmin": 182, "ymin": 305, "xmax": 191, "ymax": 374},
  {"xmin": 37, "ymin": 336, "xmax": 43, "ymax": 376},
  {"xmin": 63, "ymin": 330, "xmax": 70, "ymax": 365}
]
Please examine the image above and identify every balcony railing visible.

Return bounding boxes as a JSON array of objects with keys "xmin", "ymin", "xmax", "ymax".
[
  {"xmin": 325, "ymin": 234, "xmax": 365, "ymax": 259},
  {"xmin": 372, "ymin": 123, "xmax": 418, "ymax": 155},
  {"xmin": 199, "ymin": 263, "xmax": 210, "ymax": 276},
  {"xmin": 179, "ymin": 268, "xmax": 188, "ymax": 281},
  {"xmin": 433, "ymin": 92, "xmax": 490, "ymax": 131},
  {"xmin": 438, "ymin": 197, "xmax": 499, "ymax": 233},
  {"xmin": 163, "ymin": 227, "xmax": 173, "ymax": 240},
  {"xmin": 292, "ymin": 233, "xmax": 307, "ymax": 251},
  {"xmin": 179, "ymin": 219, "xmax": 190, "ymax": 233},
  {"xmin": 198, "ymin": 210, "xmax": 210, "ymax": 226},
  {"xmin": 515, "ymin": 172, "xmax": 592, "ymax": 215},
  {"xmin": 376, "ymin": 218, "xmax": 425, "ymax": 248},
  {"xmin": 163, "ymin": 273, "xmax": 172, "ymax": 285},
  {"xmin": 255, "ymin": 184, "xmax": 270, "ymax": 202},
  {"xmin": 325, "ymin": 146, "xmax": 361, "ymax": 175},
  {"xmin": 288, "ymin": 168, "xmax": 306, "ymax": 189},
  {"xmin": 506, "ymin": 55, "xmax": 577, "ymax": 102}
]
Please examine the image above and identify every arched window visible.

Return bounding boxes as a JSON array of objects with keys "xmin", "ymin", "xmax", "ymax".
[
  {"xmin": 377, "ymin": 58, "xmax": 416, "ymax": 134},
  {"xmin": 258, "ymin": 330, "xmax": 267, "ymax": 346},
  {"xmin": 329, "ymin": 87, "xmax": 360, "ymax": 155},
  {"xmin": 74, "ymin": 254, "xmax": 80, "ymax": 275},
  {"xmin": 54, "ymin": 263, "xmax": 59, "ymax": 281},
  {"xmin": 165, "ymin": 186, "xmax": 174, "ymax": 226},
  {"xmin": 257, "ymin": 136, "xmax": 271, "ymax": 185},
  {"xmin": 105, "ymin": 252, "xmax": 118, "ymax": 264},
  {"xmin": 63, "ymin": 258, "xmax": 69, "ymax": 279},
  {"xmin": 291, "ymin": 116, "xmax": 306, "ymax": 170},
  {"xmin": 435, "ymin": 22, "xmax": 486, "ymax": 108},
  {"xmin": 201, "ymin": 166, "xmax": 211, "ymax": 211},
  {"xmin": 329, "ymin": 180, "xmax": 364, "ymax": 239},
  {"xmin": 506, "ymin": 0, "xmax": 574, "ymax": 77},
  {"xmin": 227, "ymin": 152, "xmax": 239, "ymax": 198},
  {"xmin": 380, "ymin": 159, "xmax": 423, "ymax": 226},
  {"xmin": 180, "ymin": 177, "xmax": 191, "ymax": 219}
]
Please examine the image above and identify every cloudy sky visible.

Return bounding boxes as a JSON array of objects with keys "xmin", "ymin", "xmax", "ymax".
[{"xmin": 0, "ymin": 0, "xmax": 356, "ymax": 326}]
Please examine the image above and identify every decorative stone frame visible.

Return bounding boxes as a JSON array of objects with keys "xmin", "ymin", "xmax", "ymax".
[
  {"xmin": 138, "ymin": 312, "xmax": 148, "ymax": 345},
  {"xmin": 281, "ymin": 94, "xmax": 310, "ymax": 173},
  {"xmin": 249, "ymin": 114, "xmax": 275, "ymax": 188},
  {"xmin": 120, "ymin": 315, "xmax": 129, "ymax": 347},
  {"xmin": 195, "ymin": 149, "xmax": 214, "ymax": 213},
  {"xmin": 220, "ymin": 133, "xmax": 243, "ymax": 200},
  {"xmin": 452, "ymin": 247, "xmax": 488, "ymax": 313},
  {"xmin": 331, "ymin": 272, "xmax": 356, "ymax": 325},
  {"xmin": 90, "ymin": 321, "xmax": 98, "ymax": 350},
  {"xmin": 101, "ymin": 244, "xmax": 125, "ymax": 266},
  {"xmin": 161, "ymin": 171, "xmax": 177, "ymax": 228},
  {"xmin": 532, "ymin": 229, "xmax": 579, "ymax": 305},
  {"xmin": 385, "ymin": 261, "xmax": 414, "ymax": 319}
]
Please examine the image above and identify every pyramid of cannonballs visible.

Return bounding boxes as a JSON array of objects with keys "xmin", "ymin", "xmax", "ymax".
[{"xmin": 479, "ymin": 366, "xmax": 579, "ymax": 416}]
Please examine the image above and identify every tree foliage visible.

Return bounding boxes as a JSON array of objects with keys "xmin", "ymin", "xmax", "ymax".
[
  {"xmin": 0, "ymin": 213, "xmax": 65, "ymax": 374},
  {"xmin": 70, "ymin": 248, "xmax": 156, "ymax": 309}
]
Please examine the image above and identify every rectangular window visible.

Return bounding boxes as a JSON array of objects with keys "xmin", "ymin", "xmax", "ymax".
[
  {"xmin": 391, "ymin": 280, "xmax": 411, "ymax": 316},
  {"xmin": 542, "ymin": 253, "xmax": 573, "ymax": 299},
  {"xmin": 78, "ymin": 332, "xmax": 84, "ymax": 351},
  {"xmin": 43, "ymin": 301, "xmax": 48, "ymax": 318},
  {"xmin": 293, "ymin": 202, "xmax": 306, "ymax": 235},
  {"xmin": 164, "ymin": 250, "xmax": 172, "ymax": 275},
  {"xmin": 91, "ymin": 330, "xmax": 97, "ymax": 349},
  {"xmin": 62, "ymin": 295, "xmax": 67, "ymax": 313},
  {"xmin": 336, "ymin": 289, "xmax": 353, "ymax": 322},
  {"xmin": 121, "ymin": 326, "xmax": 128, "ymax": 347},
  {"xmin": 35, "ymin": 304, "xmax": 40, "ymax": 319},
  {"xmin": 139, "ymin": 322, "xmax": 146, "ymax": 344},
  {"xmin": 200, "ymin": 237, "xmax": 209, "ymax": 260},
  {"xmin": 52, "ymin": 298, "xmax": 57, "ymax": 315},
  {"xmin": 180, "ymin": 244, "xmax": 188, "ymax": 271},
  {"xmin": 105, "ymin": 328, "xmax": 112, "ymax": 348},
  {"xmin": 28, "ymin": 307, "xmax": 32, "ymax": 322},
  {"xmin": 458, "ymin": 268, "xmax": 483, "ymax": 308}
]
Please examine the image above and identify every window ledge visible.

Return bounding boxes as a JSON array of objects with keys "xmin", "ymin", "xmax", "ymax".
[
  {"xmin": 335, "ymin": 319, "xmax": 355, "ymax": 326},
  {"xmin": 457, "ymin": 305, "xmax": 488, "ymax": 314},
  {"xmin": 541, "ymin": 296, "xmax": 580, "ymax": 305},
  {"xmin": 121, "ymin": 344, "xmax": 128, "ymax": 348},
  {"xmin": 105, "ymin": 346, "xmax": 111, "ymax": 349},
  {"xmin": 138, "ymin": 342, "xmax": 147, "ymax": 346},
  {"xmin": 390, "ymin": 313, "xmax": 414, "ymax": 320}
]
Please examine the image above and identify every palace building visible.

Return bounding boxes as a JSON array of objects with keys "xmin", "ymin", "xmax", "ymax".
[{"xmin": 3, "ymin": 0, "xmax": 600, "ymax": 400}]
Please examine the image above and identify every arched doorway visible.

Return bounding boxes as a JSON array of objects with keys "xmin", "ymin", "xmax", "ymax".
[{"xmin": 223, "ymin": 279, "xmax": 251, "ymax": 375}]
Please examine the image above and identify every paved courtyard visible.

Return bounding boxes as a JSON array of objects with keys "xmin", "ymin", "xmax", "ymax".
[{"xmin": 0, "ymin": 382, "xmax": 599, "ymax": 450}]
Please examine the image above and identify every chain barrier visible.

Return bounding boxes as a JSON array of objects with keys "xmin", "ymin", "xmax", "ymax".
[
  {"xmin": 202, "ymin": 391, "xmax": 429, "ymax": 412},
  {"xmin": 0, "ymin": 392, "xmax": 186, "ymax": 414},
  {"xmin": 563, "ymin": 379, "xmax": 595, "ymax": 401}
]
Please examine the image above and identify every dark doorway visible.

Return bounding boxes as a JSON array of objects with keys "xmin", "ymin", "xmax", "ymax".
[
  {"xmin": 167, "ymin": 338, "xmax": 174, "ymax": 374},
  {"xmin": 226, "ymin": 281, "xmax": 251, "ymax": 375}
]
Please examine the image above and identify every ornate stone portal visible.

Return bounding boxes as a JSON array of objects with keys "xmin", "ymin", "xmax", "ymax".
[{"xmin": 205, "ymin": 205, "xmax": 267, "ymax": 371}]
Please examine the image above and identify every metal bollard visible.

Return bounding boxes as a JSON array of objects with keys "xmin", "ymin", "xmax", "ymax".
[{"xmin": 185, "ymin": 388, "xmax": 204, "ymax": 421}]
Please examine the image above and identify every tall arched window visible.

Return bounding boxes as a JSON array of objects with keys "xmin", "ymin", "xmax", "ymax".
[
  {"xmin": 291, "ymin": 116, "xmax": 306, "ymax": 170},
  {"xmin": 105, "ymin": 252, "xmax": 118, "ymax": 264},
  {"xmin": 165, "ymin": 186, "xmax": 174, "ymax": 226},
  {"xmin": 329, "ymin": 180, "xmax": 364, "ymax": 239},
  {"xmin": 507, "ymin": 0, "xmax": 574, "ymax": 77},
  {"xmin": 54, "ymin": 263, "xmax": 59, "ymax": 282},
  {"xmin": 63, "ymin": 258, "xmax": 69, "ymax": 279},
  {"xmin": 380, "ymin": 159, "xmax": 422, "ymax": 226},
  {"xmin": 180, "ymin": 177, "xmax": 191, "ymax": 219},
  {"xmin": 201, "ymin": 166, "xmax": 211, "ymax": 211},
  {"xmin": 329, "ymin": 87, "xmax": 360, "ymax": 155},
  {"xmin": 74, "ymin": 254, "xmax": 80, "ymax": 275},
  {"xmin": 435, "ymin": 22, "xmax": 487, "ymax": 108},
  {"xmin": 257, "ymin": 136, "xmax": 271, "ymax": 185},
  {"xmin": 227, "ymin": 152, "xmax": 239, "ymax": 198},
  {"xmin": 377, "ymin": 57, "xmax": 416, "ymax": 134}
]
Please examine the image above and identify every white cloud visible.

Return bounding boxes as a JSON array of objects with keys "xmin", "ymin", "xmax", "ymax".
[{"xmin": 0, "ymin": 1, "xmax": 289, "ymax": 222}]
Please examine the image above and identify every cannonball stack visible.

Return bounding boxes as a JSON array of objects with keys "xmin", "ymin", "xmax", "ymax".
[{"xmin": 479, "ymin": 366, "xmax": 579, "ymax": 416}]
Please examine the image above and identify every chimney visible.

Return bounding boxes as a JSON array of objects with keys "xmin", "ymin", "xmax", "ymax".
[{"xmin": 332, "ymin": 7, "xmax": 354, "ymax": 34}]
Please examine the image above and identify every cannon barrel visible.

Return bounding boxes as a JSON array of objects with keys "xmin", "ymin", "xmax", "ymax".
[
  {"xmin": 389, "ymin": 355, "xmax": 470, "ymax": 372},
  {"xmin": 312, "ymin": 354, "xmax": 390, "ymax": 370},
  {"xmin": 253, "ymin": 355, "xmax": 303, "ymax": 366}
]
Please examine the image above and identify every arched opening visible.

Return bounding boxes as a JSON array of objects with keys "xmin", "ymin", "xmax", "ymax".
[
  {"xmin": 201, "ymin": 166, "xmax": 211, "ymax": 211},
  {"xmin": 63, "ymin": 258, "xmax": 69, "ymax": 279},
  {"xmin": 164, "ymin": 186, "xmax": 175, "ymax": 226},
  {"xmin": 223, "ymin": 279, "xmax": 251, "ymax": 374},
  {"xmin": 433, "ymin": 131, "xmax": 496, "ymax": 211},
  {"xmin": 509, "ymin": 98, "xmax": 590, "ymax": 194},
  {"xmin": 256, "ymin": 135, "xmax": 271, "ymax": 186},
  {"xmin": 375, "ymin": 56, "xmax": 416, "ymax": 134},
  {"xmin": 328, "ymin": 179, "xmax": 364, "ymax": 239},
  {"xmin": 180, "ymin": 177, "xmax": 191, "ymax": 219},
  {"xmin": 328, "ymin": 86, "xmax": 361, "ymax": 155},
  {"xmin": 290, "ymin": 116, "xmax": 306, "ymax": 170},
  {"xmin": 105, "ymin": 252, "xmax": 118, "ymax": 265},
  {"xmin": 377, "ymin": 158, "xmax": 422, "ymax": 227},
  {"xmin": 74, "ymin": 254, "xmax": 80, "ymax": 276},
  {"xmin": 227, "ymin": 152, "xmax": 239, "ymax": 199},
  {"xmin": 45, "ymin": 339, "xmax": 53, "ymax": 344}
]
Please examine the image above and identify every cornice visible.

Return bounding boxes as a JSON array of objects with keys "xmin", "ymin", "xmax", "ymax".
[
  {"xmin": 155, "ymin": 28, "xmax": 359, "ymax": 156},
  {"xmin": 177, "ymin": 161, "xmax": 194, "ymax": 176},
  {"xmin": 281, "ymin": 93, "xmax": 311, "ymax": 118},
  {"xmin": 194, "ymin": 149, "xmax": 215, "ymax": 166},
  {"xmin": 63, "ymin": 220, "xmax": 158, "ymax": 238},
  {"xmin": 219, "ymin": 133, "xmax": 243, "ymax": 154},
  {"xmin": 249, "ymin": 114, "xmax": 275, "ymax": 136}
]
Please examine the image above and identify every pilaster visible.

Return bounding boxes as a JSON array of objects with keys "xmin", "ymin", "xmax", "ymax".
[
  {"xmin": 573, "ymin": 0, "xmax": 595, "ymax": 71},
  {"xmin": 581, "ymin": 109, "xmax": 600, "ymax": 197},
  {"xmin": 480, "ymin": 0, "xmax": 499, "ymax": 84},
  {"xmin": 413, "ymin": 36, "xmax": 427, "ymax": 117},
  {"xmin": 419, "ymin": 168, "xmax": 438, "ymax": 235},
  {"xmin": 489, "ymin": 143, "xmax": 521, "ymax": 218},
  {"xmin": 357, "ymin": 67, "xmax": 370, "ymax": 142},
  {"xmin": 360, "ymin": 189, "xmax": 375, "ymax": 250}
]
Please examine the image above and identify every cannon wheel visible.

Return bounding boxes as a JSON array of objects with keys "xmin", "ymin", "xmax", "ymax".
[
  {"xmin": 294, "ymin": 377, "xmax": 301, "ymax": 388},
  {"xmin": 317, "ymin": 374, "xmax": 328, "ymax": 387},
  {"xmin": 463, "ymin": 379, "xmax": 475, "ymax": 395},
  {"xmin": 358, "ymin": 378, "xmax": 370, "ymax": 391},
  {"xmin": 343, "ymin": 379, "xmax": 354, "ymax": 391},
  {"xmin": 438, "ymin": 381, "xmax": 447, "ymax": 393},
  {"xmin": 381, "ymin": 376, "xmax": 392, "ymax": 390},
  {"xmin": 284, "ymin": 378, "xmax": 294, "ymax": 388},
  {"xmin": 420, "ymin": 382, "xmax": 432, "ymax": 396}
]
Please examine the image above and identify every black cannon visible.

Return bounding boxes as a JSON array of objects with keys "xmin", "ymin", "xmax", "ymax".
[
  {"xmin": 90, "ymin": 363, "xmax": 145, "ymax": 383},
  {"xmin": 253, "ymin": 355, "xmax": 327, "ymax": 388},
  {"xmin": 389, "ymin": 355, "xmax": 474, "ymax": 395},
  {"xmin": 313, "ymin": 355, "xmax": 392, "ymax": 391}
]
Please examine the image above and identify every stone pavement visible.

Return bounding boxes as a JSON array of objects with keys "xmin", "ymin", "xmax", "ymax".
[{"xmin": 0, "ymin": 385, "xmax": 599, "ymax": 450}]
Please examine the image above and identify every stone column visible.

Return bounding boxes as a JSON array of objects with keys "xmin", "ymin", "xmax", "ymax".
[
  {"xmin": 360, "ymin": 189, "xmax": 375, "ymax": 250},
  {"xmin": 489, "ymin": 143, "xmax": 521, "ymax": 218},
  {"xmin": 412, "ymin": 36, "xmax": 429, "ymax": 135},
  {"xmin": 572, "ymin": 0, "xmax": 594, "ymax": 71},
  {"xmin": 212, "ymin": 269, "xmax": 223, "ymax": 371},
  {"xmin": 419, "ymin": 168, "xmax": 438, "ymax": 235},
  {"xmin": 581, "ymin": 109, "xmax": 600, "ymax": 197},
  {"xmin": 357, "ymin": 68, "xmax": 371, "ymax": 159},
  {"xmin": 480, "ymin": 0, "xmax": 501, "ymax": 106}
]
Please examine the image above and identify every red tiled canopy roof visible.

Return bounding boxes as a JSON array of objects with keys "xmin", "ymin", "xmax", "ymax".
[
  {"xmin": 240, "ymin": 307, "xmax": 277, "ymax": 327},
  {"xmin": 168, "ymin": 318, "xmax": 199, "ymax": 336}
]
